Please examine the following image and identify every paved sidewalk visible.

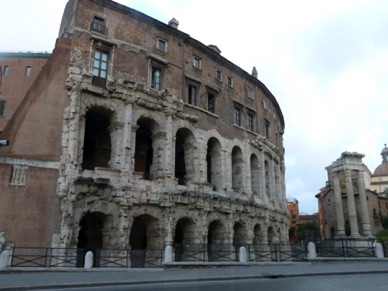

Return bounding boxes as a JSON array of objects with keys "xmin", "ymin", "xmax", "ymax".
[{"xmin": 1, "ymin": 261, "xmax": 388, "ymax": 290}]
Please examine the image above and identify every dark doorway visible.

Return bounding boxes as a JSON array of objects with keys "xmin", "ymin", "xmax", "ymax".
[
  {"xmin": 134, "ymin": 118, "xmax": 154, "ymax": 180},
  {"xmin": 82, "ymin": 108, "xmax": 112, "ymax": 170},
  {"xmin": 76, "ymin": 212, "xmax": 105, "ymax": 267},
  {"xmin": 129, "ymin": 217, "xmax": 147, "ymax": 267}
]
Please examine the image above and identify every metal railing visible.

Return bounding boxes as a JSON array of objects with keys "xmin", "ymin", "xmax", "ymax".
[
  {"xmin": 90, "ymin": 22, "xmax": 108, "ymax": 35},
  {"xmin": 315, "ymin": 239, "xmax": 375, "ymax": 257},
  {"xmin": 174, "ymin": 244, "xmax": 240, "ymax": 262},
  {"xmin": 247, "ymin": 244, "xmax": 308, "ymax": 262}
]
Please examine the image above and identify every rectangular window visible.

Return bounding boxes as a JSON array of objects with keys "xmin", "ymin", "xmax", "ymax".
[
  {"xmin": 91, "ymin": 16, "xmax": 108, "ymax": 35},
  {"xmin": 263, "ymin": 99, "xmax": 267, "ymax": 109},
  {"xmin": 3, "ymin": 66, "xmax": 9, "ymax": 76},
  {"xmin": 25, "ymin": 66, "xmax": 31, "ymax": 77},
  {"xmin": 234, "ymin": 107, "xmax": 241, "ymax": 126},
  {"xmin": 248, "ymin": 113, "xmax": 254, "ymax": 131},
  {"xmin": 157, "ymin": 39, "xmax": 167, "ymax": 52},
  {"xmin": 0, "ymin": 100, "xmax": 6, "ymax": 117},
  {"xmin": 215, "ymin": 69, "xmax": 222, "ymax": 81},
  {"xmin": 151, "ymin": 66, "xmax": 162, "ymax": 90},
  {"xmin": 227, "ymin": 76, "xmax": 233, "ymax": 87},
  {"xmin": 92, "ymin": 50, "xmax": 108, "ymax": 87},
  {"xmin": 188, "ymin": 84, "xmax": 197, "ymax": 106},
  {"xmin": 248, "ymin": 87, "xmax": 254, "ymax": 99},
  {"xmin": 193, "ymin": 56, "xmax": 201, "ymax": 69},
  {"xmin": 265, "ymin": 119, "xmax": 270, "ymax": 138},
  {"xmin": 208, "ymin": 92, "xmax": 215, "ymax": 113}
]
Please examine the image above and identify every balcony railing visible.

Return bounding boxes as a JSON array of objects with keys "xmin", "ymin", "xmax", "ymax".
[{"xmin": 90, "ymin": 21, "xmax": 108, "ymax": 35}]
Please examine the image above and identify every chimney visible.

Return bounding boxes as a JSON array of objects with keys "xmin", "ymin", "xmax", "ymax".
[
  {"xmin": 168, "ymin": 18, "xmax": 179, "ymax": 29},
  {"xmin": 252, "ymin": 66, "xmax": 258, "ymax": 78}
]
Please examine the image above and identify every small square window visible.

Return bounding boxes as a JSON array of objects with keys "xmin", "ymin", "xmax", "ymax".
[
  {"xmin": 3, "ymin": 66, "xmax": 9, "ymax": 76},
  {"xmin": 25, "ymin": 66, "xmax": 31, "ymax": 77},
  {"xmin": 215, "ymin": 69, "xmax": 222, "ymax": 81},
  {"xmin": 157, "ymin": 38, "xmax": 167, "ymax": 52},
  {"xmin": 248, "ymin": 88, "xmax": 254, "ymax": 99},
  {"xmin": 91, "ymin": 16, "xmax": 107, "ymax": 35},
  {"xmin": 226, "ymin": 76, "xmax": 233, "ymax": 87},
  {"xmin": 193, "ymin": 56, "xmax": 201, "ymax": 69}
]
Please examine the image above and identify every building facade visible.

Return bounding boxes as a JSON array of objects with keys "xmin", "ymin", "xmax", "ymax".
[
  {"xmin": 316, "ymin": 152, "xmax": 382, "ymax": 239},
  {"xmin": 0, "ymin": 0, "xmax": 287, "ymax": 255}
]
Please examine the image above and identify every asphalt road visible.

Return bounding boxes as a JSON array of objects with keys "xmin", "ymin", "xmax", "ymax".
[
  {"xmin": 46, "ymin": 273, "xmax": 388, "ymax": 291},
  {"xmin": 2, "ymin": 261, "xmax": 388, "ymax": 290}
]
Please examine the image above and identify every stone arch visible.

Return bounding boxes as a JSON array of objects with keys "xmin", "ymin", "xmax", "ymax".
[
  {"xmin": 134, "ymin": 117, "xmax": 159, "ymax": 180},
  {"xmin": 265, "ymin": 160, "xmax": 270, "ymax": 196},
  {"xmin": 232, "ymin": 146, "xmax": 244, "ymax": 191},
  {"xmin": 233, "ymin": 221, "xmax": 246, "ymax": 245},
  {"xmin": 76, "ymin": 211, "xmax": 106, "ymax": 267},
  {"xmin": 207, "ymin": 220, "xmax": 225, "ymax": 245},
  {"xmin": 174, "ymin": 217, "xmax": 196, "ymax": 245},
  {"xmin": 173, "ymin": 217, "xmax": 196, "ymax": 261},
  {"xmin": 267, "ymin": 226, "xmax": 274, "ymax": 244},
  {"xmin": 129, "ymin": 214, "xmax": 159, "ymax": 267},
  {"xmin": 250, "ymin": 154, "xmax": 260, "ymax": 195},
  {"xmin": 206, "ymin": 137, "xmax": 223, "ymax": 191},
  {"xmin": 253, "ymin": 224, "xmax": 262, "ymax": 245},
  {"xmin": 175, "ymin": 128, "xmax": 196, "ymax": 185},
  {"xmin": 82, "ymin": 107, "xmax": 113, "ymax": 170}
]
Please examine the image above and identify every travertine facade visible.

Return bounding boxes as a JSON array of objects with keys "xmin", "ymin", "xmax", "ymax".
[{"xmin": 0, "ymin": 0, "xmax": 288, "ymax": 253}]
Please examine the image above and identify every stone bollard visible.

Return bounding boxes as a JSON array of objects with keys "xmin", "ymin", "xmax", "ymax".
[
  {"xmin": 375, "ymin": 243, "xmax": 384, "ymax": 259},
  {"xmin": 164, "ymin": 245, "xmax": 173, "ymax": 263},
  {"xmin": 307, "ymin": 242, "xmax": 317, "ymax": 260},
  {"xmin": 84, "ymin": 251, "xmax": 93, "ymax": 269},
  {"xmin": 239, "ymin": 246, "xmax": 247, "ymax": 263},
  {"xmin": 0, "ymin": 250, "xmax": 10, "ymax": 269}
]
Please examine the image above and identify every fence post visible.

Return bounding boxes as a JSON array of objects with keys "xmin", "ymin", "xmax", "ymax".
[
  {"xmin": 375, "ymin": 243, "xmax": 384, "ymax": 259},
  {"xmin": 84, "ymin": 251, "xmax": 93, "ymax": 269},
  {"xmin": 239, "ymin": 246, "xmax": 247, "ymax": 263},
  {"xmin": 0, "ymin": 250, "xmax": 10, "ymax": 269},
  {"xmin": 164, "ymin": 245, "xmax": 173, "ymax": 263},
  {"xmin": 307, "ymin": 242, "xmax": 317, "ymax": 259}
]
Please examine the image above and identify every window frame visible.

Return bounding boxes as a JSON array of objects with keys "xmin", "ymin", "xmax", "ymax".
[
  {"xmin": 215, "ymin": 69, "xmax": 222, "ymax": 81},
  {"xmin": 193, "ymin": 56, "xmax": 201, "ymax": 69},
  {"xmin": 25, "ymin": 66, "xmax": 31, "ymax": 77},
  {"xmin": 264, "ymin": 119, "xmax": 270, "ymax": 138},
  {"xmin": 247, "ymin": 87, "xmax": 254, "ymax": 99},
  {"xmin": 188, "ymin": 84, "xmax": 198, "ymax": 106},
  {"xmin": 91, "ymin": 15, "xmax": 108, "ymax": 35},
  {"xmin": 0, "ymin": 99, "xmax": 6, "ymax": 117},
  {"xmin": 156, "ymin": 38, "xmax": 167, "ymax": 52},
  {"xmin": 149, "ymin": 60, "xmax": 165, "ymax": 91},
  {"xmin": 247, "ymin": 111, "xmax": 255, "ymax": 132},
  {"xmin": 207, "ymin": 90, "xmax": 217, "ymax": 113},
  {"xmin": 226, "ymin": 76, "xmax": 233, "ymax": 88},
  {"xmin": 234, "ymin": 106, "xmax": 242, "ymax": 126},
  {"xmin": 92, "ymin": 49, "xmax": 109, "ymax": 87},
  {"xmin": 3, "ymin": 65, "xmax": 9, "ymax": 76}
]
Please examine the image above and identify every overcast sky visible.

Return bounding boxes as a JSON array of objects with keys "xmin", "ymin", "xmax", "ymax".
[{"xmin": 2, "ymin": 0, "xmax": 388, "ymax": 213}]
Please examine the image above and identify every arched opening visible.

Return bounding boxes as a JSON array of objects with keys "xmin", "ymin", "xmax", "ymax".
[
  {"xmin": 232, "ymin": 146, "xmax": 244, "ymax": 191},
  {"xmin": 267, "ymin": 226, "xmax": 274, "ymax": 244},
  {"xmin": 207, "ymin": 220, "xmax": 225, "ymax": 261},
  {"xmin": 206, "ymin": 137, "xmax": 223, "ymax": 191},
  {"xmin": 175, "ymin": 128, "xmax": 195, "ymax": 185},
  {"xmin": 265, "ymin": 160, "xmax": 270, "ymax": 196},
  {"xmin": 250, "ymin": 154, "xmax": 260, "ymax": 195},
  {"xmin": 82, "ymin": 107, "xmax": 112, "ymax": 170},
  {"xmin": 76, "ymin": 212, "xmax": 106, "ymax": 267},
  {"xmin": 129, "ymin": 215, "xmax": 158, "ymax": 267},
  {"xmin": 134, "ymin": 118, "xmax": 157, "ymax": 180},
  {"xmin": 253, "ymin": 224, "xmax": 262, "ymax": 245},
  {"xmin": 233, "ymin": 222, "xmax": 246, "ymax": 246},
  {"xmin": 174, "ymin": 217, "xmax": 196, "ymax": 261}
]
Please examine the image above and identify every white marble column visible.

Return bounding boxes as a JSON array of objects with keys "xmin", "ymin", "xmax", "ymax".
[
  {"xmin": 357, "ymin": 170, "xmax": 372, "ymax": 236},
  {"xmin": 333, "ymin": 172, "xmax": 346, "ymax": 237},
  {"xmin": 344, "ymin": 169, "xmax": 359, "ymax": 237}
]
